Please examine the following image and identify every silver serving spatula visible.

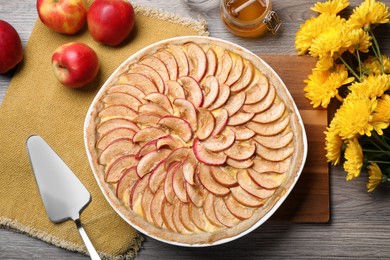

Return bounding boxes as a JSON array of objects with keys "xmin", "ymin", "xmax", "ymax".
[{"xmin": 26, "ymin": 135, "xmax": 100, "ymax": 260}]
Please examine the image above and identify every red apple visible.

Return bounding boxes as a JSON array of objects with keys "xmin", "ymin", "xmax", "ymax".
[
  {"xmin": 51, "ymin": 42, "xmax": 99, "ymax": 88},
  {"xmin": 36, "ymin": 0, "xmax": 87, "ymax": 34},
  {"xmin": 87, "ymin": 0, "xmax": 136, "ymax": 46},
  {"xmin": 0, "ymin": 20, "xmax": 24, "ymax": 74}
]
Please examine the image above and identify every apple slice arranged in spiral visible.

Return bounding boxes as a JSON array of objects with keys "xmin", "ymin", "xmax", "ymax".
[
  {"xmin": 225, "ymin": 52, "xmax": 243, "ymax": 86},
  {"xmin": 210, "ymin": 166, "xmax": 238, "ymax": 187},
  {"xmin": 138, "ymin": 103, "xmax": 171, "ymax": 117},
  {"xmin": 172, "ymin": 199, "xmax": 191, "ymax": 234},
  {"xmin": 182, "ymin": 150, "xmax": 197, "ymax": 185},
  {"xmin": 105, "ymin": 154, "xmax": 138, "ymax": 183},
  {"xmin": 224, "ymin": 140, "xmax": 256, "ymax": 161},
  {"xmin": 253, "ymin": 131, "xmax": 293, "ymax": 149},
  {"xmin": 189, "ymin": 203, "xmax": 208, "ymax": 231},
  {"xmin": 204, "ymin": 47, "xmax": 217, "ymax": 76},
  {"xmin": 164, "ymin": 162, "xmax": 181, "ymax": 204},
  {"xmin": 224, "ymin": 91, "xmax": 246, "ymax": 116},
  {"xmin": 230, "ymin": 185, "xmax": 265, "ymax": 207},
  {"xmin": 116, "ymin": 167, "xmax": 138, "ymax": 204},
  {"xmin": 121, "ymin": 73, "xmax": 158, "ymax": 94},
  {"xmin": 148, "ymin": 160, "xmax": 166, "ymax": 193},
  {"xmin": 129, "ymin": 173, "xmax": 150, "ymax": 211},
  {"xmin": 215, "ymin": 50, "xmax": 232, "ymax": 84},
  {"xmin": 230, "ymin": 126, "xmax": 255, "ymax": 141},
  {"xmin": 252, "ymin": 100, "xmax": 286, "ymax": 124},
  {"xmin": 203, "ymin": 193, "xmax": 223, "ymax": 227},
  {"xmin": 173, "ymin": 163, "xmax": 188, "ymax": 203},
  {"xmin": 97, "ymin": 118, "xmax": 140, "ymax": 136},
  {"xmin": 196, "ymin": 108, "xmax": 215, "ymax": 140},
  {"xmin": 255, "ymin": 142, "xmax": 294, "ymax": 162},
  {"xmin": 186, "ymin": 174, "xmax": 206, "ymax": 208},
  {"xmin": 252, "ymin": 157, "xmax": 291, "ymax": 174},
  {"xmin": 158, "ymin": 116, "xmax": 193, "ymax": 143},
  {"xmin": 213, "ymin": 196, "xmax": 240, "ymax": 228},
  {"xmin": 102, "ymin": 92, "xmax": 142, "ymax": 110},
  {"xmin": 150, "ymin": 187, "xmax": 166, "ymax": 228},
  {"xmin": 98, "ymin": 105, "xmax": 138, "ymax": 122},
  {"xmin": 173, "ymin": 98, "xmax": 198, "ymax": 131},
  {"xmin": 201, "ymin": 75, "xmax": 219, "ymax": 108},
  {"xmin": 230, "ymin": 59, "xmax": 253, "ymax": 93},
  {"xmin": 208, "ymin": 83, "xmax": 231, "ymax": 110},
  {"xmin": 212, "ymin": 108, "xmax": 228, "ymax": 136},
  {"xmin": 166, "ymin": 80, "xmax": 186, "ymax": 99},
  {"xmin": 135, "ymin": 139, "xmax": 158, "ymax": 159},
  {"xmin": 156, "ymin": 135, "xmax": 186, "ymax": 150},
  {"xmin": 129, "ymin": 63, "xmax": 165, "ymax": 93},
  {"xmin": 244, "ymin": 70, "xmax": 269, "ymax": 105},
  {"xmin": 97, "ymin": 127, "xmax": 136, "ymax": 150},
  {"xmin": 167, "ymin": 44, "xmax": 189, "ymax": 78},
  {"xmin": 246, "ymin": 116, "xmax": 290, "ymax": 136},
  {"xmin": 132, "ymin": 127, "xmax": 167, "ymax": 143},
  {"xmin": 248, "ymin": 168, "xmax": 286, "ymax": 190},
  {"xmin": 99, "ymin": 138, "xmax": 140, "ymax": 165},
  {"xmin": 184, "ymin": 43, "xmax": 207, "ymax": 82},
  {"xmin": 228, "ymin": 111, "xmax": 255, "ymax": 126},
  {"xmin": 243, "ymin": 83, "xmax": 275, "ymax": 113},
  {"xmin": 144, "ymin": 92, "xmax": 174, "ymax": 114},
  {"xmin": 226, "ymin": 157, "xmax": 254, "ymax": 169},
  {"xmin": 106, "ymin": 84, "xmax": 146, "ymax": 102},
  {"xmin": 162, "ymin": 199, "xmax": 177, "ymax": 232},
  {"xmin": 141, "ymin": 187, "xmax": 154, "ymax": 223},
  {"xmin": 198, "ymin": 163, "xmax": 230, "ymax": 196},
  {"xmin": 193, "ymin": 138, "xmax": 227, "ymax": 166},
  {"xmin": 139, "ymin": 55, "xmax": 170, "ymax": 82},
  {"xmin": 178, "ymin": 76, "xmax": 204, "ymax": 108},
  {"xmin": 154, "ymin": 49, "xmax": 178, "ymax": 81},
  {"xmin": 237, "ymin": 170, "xmax": 275, "ymax": 199},
  {"xmin": 133, "ymin": 113, "xmax": 161, "ymax": 127},
  {"xmin": 201, "ymin": 127, "xmax": 235, "ymax": 152},
  {"xmin": 136, "ymin": 148, "xmax": 171, "ymax": 178},
  {"xmin": 179, "ymin": 202, "xmax": 196, "ymax": 232},
  {"xmin": 224, "ymin": 195, "xmax": 254, "ymax": 220}
]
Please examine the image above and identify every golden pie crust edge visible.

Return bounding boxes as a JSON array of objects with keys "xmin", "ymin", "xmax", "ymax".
[{"xmin": 84, "ymin": 36, "xmax": 307, "ymax": 246}]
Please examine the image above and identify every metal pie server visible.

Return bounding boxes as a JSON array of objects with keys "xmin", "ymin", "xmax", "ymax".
[{"xmin": 26, "ymin": 135, "xmax": 100, "ymax": 260}]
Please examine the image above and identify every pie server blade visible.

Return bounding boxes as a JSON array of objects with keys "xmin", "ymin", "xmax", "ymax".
[{"xmin": 26, "ymin": 135, "xmax": 100, "ymax": 260}]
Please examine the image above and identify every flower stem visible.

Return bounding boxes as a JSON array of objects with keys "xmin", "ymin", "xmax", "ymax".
[
  {"xmin": 339, "ymin": 55, "xmax": 361, "ymax": 81},
  {"xmin": 369, "ymin": 160, "xmax": 390, "ymax": 164},
  {"xmin": 369, "ymin": 28, "xmax": 385, "ymax": 74},
  {"xmin": 362, "ymin": 149, "xmax": 390, "ymax": 155}
]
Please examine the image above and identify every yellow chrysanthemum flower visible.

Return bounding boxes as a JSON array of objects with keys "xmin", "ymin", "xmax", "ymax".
[
  {"xmin": 343, "ymin": 138, "xmax": 363, "ymax": 180},
  {"xmin": 311, "ymin": 0, "xmax": 350, "ymax": 14},
  {"xmin": 324, "ymin": 118, "xmax": 344, "ymax": 165},
  {"xmin": 315, "ymin": 56, "xmax": 334, "ymax": 71},
  {"xmin": 367, "ymin": 163, "xmax": 383, "ymax": 192},
  {"xmin": 363, "ymin": 55, "xmax": 390, "ymax": 74},
  {"xmin": 347, "ymin": 0, "xmax": 390, "ymax": 30},
  {"xmin": 372, "ymin": 94, "xmax": 390, "ymax": 134},
  {"xmin": 304, "ymin": 64, "xmax": 355, "ymax": 108},
  {"xmin": 349, "ymin": 74, "xmax": 390, "ymax": 98},
  {"xmin": 309, "ymin": 22, "xmax": 351, "ymax": 58},
  {"xmin": 295, "ymin": 13, "xmax": 346, "ymax": 55},
  {"xmin": 347, "ymin": 28, "xmax": 372, "ymax": 53},
  {"xmin": 336, "ymin": 93, "xmax": 377, "ymax": 139}
]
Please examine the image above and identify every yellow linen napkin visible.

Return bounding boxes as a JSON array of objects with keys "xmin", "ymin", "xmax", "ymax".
[{"xmin": 0, "ymin": 4, "xmax": 208, "ymax": 259}]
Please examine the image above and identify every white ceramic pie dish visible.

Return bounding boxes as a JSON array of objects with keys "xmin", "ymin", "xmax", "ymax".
[{"xmin": 84, "ymin": 36, "xmax": 308, "ymax": 247}]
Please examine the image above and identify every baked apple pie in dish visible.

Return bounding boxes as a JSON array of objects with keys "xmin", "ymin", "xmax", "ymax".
[{"xmin": 84, "ymin": 36, "xmax": 307, "ymax": 246}]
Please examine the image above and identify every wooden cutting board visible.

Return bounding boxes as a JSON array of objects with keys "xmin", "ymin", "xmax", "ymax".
[{"xmin": 258, "ymin": 55, "xmax": 330, "ymax": 223}]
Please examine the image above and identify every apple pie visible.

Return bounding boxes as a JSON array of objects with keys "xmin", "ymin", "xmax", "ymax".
[{"xmin": 85, "ymin": 37, "xmax": 306, "ymax": 246}]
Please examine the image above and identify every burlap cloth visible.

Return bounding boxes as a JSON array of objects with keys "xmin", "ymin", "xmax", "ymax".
[{"xmin": 0, "ymin": 3, "xmax": 208, "ymax": 259}]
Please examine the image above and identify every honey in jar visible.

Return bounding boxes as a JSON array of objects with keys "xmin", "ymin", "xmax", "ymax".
[{"xmin": 220, "ymin": 0, "xmax": 281, "ymax": 38}]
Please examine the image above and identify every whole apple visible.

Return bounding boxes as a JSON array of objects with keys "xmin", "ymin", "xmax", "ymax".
[
  {"xmin": 51, "ymin": 42, "xmax": 99, "ymax": 88},
  {"xmin": 0, "ymin": 20, "xmax": 24, "ymax": 74},
  {"xmin": 37, "ymin": 0, "xmax": 87, "ymax": 34},
  {"xmin": 87, "ymin": 0, "xmax": 136, "ymax": 46}
]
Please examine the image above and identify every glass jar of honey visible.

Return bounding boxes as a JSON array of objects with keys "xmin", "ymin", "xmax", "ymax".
[{"xmin": 220, "ymin": 0, "xmax": 281, "ymax": 38}]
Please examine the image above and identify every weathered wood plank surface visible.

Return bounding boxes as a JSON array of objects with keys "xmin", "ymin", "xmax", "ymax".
[{"xmin": 1, "ymin": 0, "xmax": 390, "ymax": 259}]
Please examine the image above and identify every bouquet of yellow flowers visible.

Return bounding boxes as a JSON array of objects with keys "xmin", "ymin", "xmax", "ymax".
[{"xmin": 295, "ymin": 0, "xmax": 390, "ymax": 191}]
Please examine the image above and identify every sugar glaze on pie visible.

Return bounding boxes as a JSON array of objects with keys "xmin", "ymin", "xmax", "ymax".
[{"xmin": 85, "ymin": 37, "xmax": 306, "ymax": 246}]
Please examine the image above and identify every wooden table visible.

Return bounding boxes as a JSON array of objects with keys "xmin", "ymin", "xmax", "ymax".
[{"xmin": 1, "ymin": 0, "xmax": 390, "ymax": 259}]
